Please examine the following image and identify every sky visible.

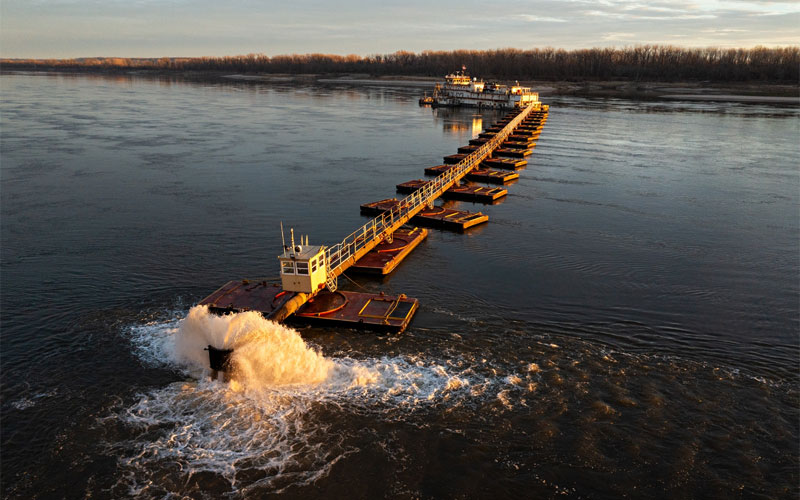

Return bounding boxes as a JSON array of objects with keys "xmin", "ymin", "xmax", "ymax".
[{"xmin": 1, "ymin": 0, "xmax": 798, "ymax": 58}]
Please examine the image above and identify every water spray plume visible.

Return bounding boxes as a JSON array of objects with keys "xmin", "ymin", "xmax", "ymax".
[{"xmin": 174, "ymin": 305, "xmax": 338, "ymax": 387}]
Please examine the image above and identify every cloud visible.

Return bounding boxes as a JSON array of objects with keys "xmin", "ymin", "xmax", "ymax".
[
  {"xmin": 582, "ymin": 9, "xmax": 717, "ymax": 20},
  {"xmin": 700, "ymin": 28, "xmax": 749, "ymax": 33},
  {"xmin": 694, "ymin": 0, "xmax": 800, "ymax": 13},
  {"xmin": 515, "ymin": 14, "xmax": 568, "ymax": 23},
  {"xmin": 602, "ymin": 32, "xmax": 636, "ymax": 41}
]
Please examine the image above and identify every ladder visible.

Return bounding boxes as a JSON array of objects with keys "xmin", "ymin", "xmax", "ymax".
[{"xmin": 323, "ymin": 103, "xmax": 539, "ymax": 291}]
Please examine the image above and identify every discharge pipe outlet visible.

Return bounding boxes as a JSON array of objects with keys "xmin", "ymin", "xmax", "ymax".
[
  {"xmin": 205, "ymin": 344, "xmax": 234, "ymax": 381},
  {"xmin": 269, "ymin": 292, "xmax": 308, "ymax": 323}
]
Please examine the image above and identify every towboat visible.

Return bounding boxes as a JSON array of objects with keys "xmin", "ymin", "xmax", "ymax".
[{"xmin": 426, "ymin": 69, "xmax": 541, "ymax": 110}]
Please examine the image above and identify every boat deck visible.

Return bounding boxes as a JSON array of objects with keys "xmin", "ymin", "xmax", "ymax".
[
  {"xmin": 292, "ymin": 291, "xmax": 418, "ymax": 333},
  {"xmin": 199, "ymin": 280, "xmax": 295, "ymax": 319},
  {"xmin": 197, "ymin": 281, "xmax": 418, "ymax": 333}
]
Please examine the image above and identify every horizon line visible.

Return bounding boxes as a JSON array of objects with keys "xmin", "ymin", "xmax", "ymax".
[{"xmin": 3, "ymin": 44, "xmax": 799, "ymax": 61}]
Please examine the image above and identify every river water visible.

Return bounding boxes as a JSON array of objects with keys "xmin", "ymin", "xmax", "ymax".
[{"xmin": 1, "ymin": 73, "xmax": 798, "ymax": 499}]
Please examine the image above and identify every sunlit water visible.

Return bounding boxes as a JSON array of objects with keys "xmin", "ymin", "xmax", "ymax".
[{"xmin": 1, "ymin": 73, "xmax": 798, "ymax": 499}]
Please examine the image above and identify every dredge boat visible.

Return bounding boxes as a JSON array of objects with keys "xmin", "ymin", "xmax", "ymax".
[{"xmin": 427, "ymin": 69, "xmax": 540, "ymax": 110}]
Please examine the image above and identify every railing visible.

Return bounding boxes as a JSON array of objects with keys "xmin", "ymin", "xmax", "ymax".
[{"xmin": 322, "ymin": 103, "xmax": 538, "ymax": 291}]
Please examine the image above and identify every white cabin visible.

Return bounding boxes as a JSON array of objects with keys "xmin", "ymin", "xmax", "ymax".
[
  {"xmin": 278, "ymin": 243, "xmax": 327, "ymax": 293},
  {"xmin": 432, "ymin": 71, "xmax": 540, "ymax": 109}
]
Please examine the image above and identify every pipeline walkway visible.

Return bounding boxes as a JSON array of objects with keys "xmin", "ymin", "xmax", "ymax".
[{"xmin": 322, "ymin": 102, "xmax": 539, "ymax": 292}]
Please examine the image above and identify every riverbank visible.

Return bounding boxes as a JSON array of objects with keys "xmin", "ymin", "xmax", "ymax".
[{"xmin": 4, "ymin": 68, "xmax": 798, "ymax": 103}]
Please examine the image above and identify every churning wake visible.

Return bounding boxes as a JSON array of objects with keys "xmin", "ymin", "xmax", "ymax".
[{"xmin": 113, "ymin": 305, "xmax": 502, "ymax": 498}]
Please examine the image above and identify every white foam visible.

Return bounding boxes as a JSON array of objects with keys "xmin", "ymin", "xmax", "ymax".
[
  {"xmin": 173, "ymin": 306, "xmax": 340, "ymax": 387},
  {"xmin": 111, "ymin": 379, "xmax": 350, "ymax": 496}
]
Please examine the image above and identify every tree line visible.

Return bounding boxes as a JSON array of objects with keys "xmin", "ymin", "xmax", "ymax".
[{"xmin": 2, "ymin": 46, "xmax": 797, "ymax": 82}]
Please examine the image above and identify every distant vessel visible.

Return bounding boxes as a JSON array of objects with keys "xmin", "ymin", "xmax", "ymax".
[{"xmin": 426, "ymin": 69, "xmax": 540, "ymax": 109}]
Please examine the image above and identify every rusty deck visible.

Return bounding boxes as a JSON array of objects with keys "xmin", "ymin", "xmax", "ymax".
[
  {"xmin": 198, "ymin": 280, "xmax": 296, "ymax": 319},
  {"xmin": 512, "ymin": 129, "xmax": 542, "ymax": 137},
  {"xmin": 424, "ymin": 164, "xmax": 456, "ymax": 176},
  {"xmin": 292, "ymin": 290, "xmax": 418, "ymax": 333},
  {"xmin": 482, "ymin": 157, "xmax": 527, "ymax": 170},
  {"xmin": 397, "ymin": 179, "xmax": 507, "ymax": 203},
  {"xmin": 507, "ymin": 134, "xmax": 538, "ymax": 143},
  {"xmin": 446, "ymin": 183, "xmax": 507, "ymax": 202},
  {"xmin": 443, "ymin": 153, "xmax": 468, "ymax": 164},
  {"xmin": 360, "ymin": 198, "xmax": 488, "ymax": 231},
  {"xmin": 424, "ymin": 164, "xmax": 518, "ymax": 184},
  {"xmin": 349, "ymin": 227, "xmax": 428, "ymax": 275},
  {"xmin": 493, "ymin": 147, "xmax": 532, "ymax": 158},
  {"xmin": 466, "ymin": 168, "xmax": 519, "ymax": 184},
  {"xmin": 503, "ymin": 140, "xmax": 535, "ymax": 149}
]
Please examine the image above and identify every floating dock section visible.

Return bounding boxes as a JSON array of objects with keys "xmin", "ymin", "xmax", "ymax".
[
  {"xmin": 293, "ymin": 291, "xmax": 418, "ymax": 332},
  {"xmin": 494, "ymin": 147, "xmax": 531, "ymax": 158},
  {"xmin": 349, "ymin": 227, "xmax": 428, "ymax": 275},
  {"xmin": 396, "ymin": 180, "xmax": 507, "ymax": 203},
  {"xmin": 467, "ymin": 168, "xmax": 519, "ymax": 184},
  {"xmin": 424, "ymin": 165, "xmax": 519, "ymax": 184},
  {"xmin": 483, "ymin": 157, "xmax": 527, "ymax": 170},
  {"xmin": 443, "ymin": 153, "xmax": 468, "ymax": 164},
  {"xmin": 360, "ymin": 199, "xmax": 489, "ymax": 231}
]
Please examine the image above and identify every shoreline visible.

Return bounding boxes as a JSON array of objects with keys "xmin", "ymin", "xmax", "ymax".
[{"xmin": 4, "ymin": 69, "xmax": 798, "ymax": 104}]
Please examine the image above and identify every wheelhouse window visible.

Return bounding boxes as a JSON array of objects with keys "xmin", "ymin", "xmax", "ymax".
[
  {"xmin": 296, "ymin": 262, "xmax": 309, "ymax": 275},
  {"xmin": 281, "ymin": 261, "xmax": 295, "ymax": 274}
]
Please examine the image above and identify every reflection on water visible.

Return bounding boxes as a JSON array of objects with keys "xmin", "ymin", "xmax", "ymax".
[
  {"xmin": 1, "ymin": 72, "xmax": 797, "ymax": 499},
  {"xmin": 432, "ymin": 107, "xmax": 499, "ymax": 138}
]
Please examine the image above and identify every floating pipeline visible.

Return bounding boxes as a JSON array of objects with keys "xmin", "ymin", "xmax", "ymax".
[{"xmin": 195, "ymin": 103, "xmax": 548, "ymax": 375}]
